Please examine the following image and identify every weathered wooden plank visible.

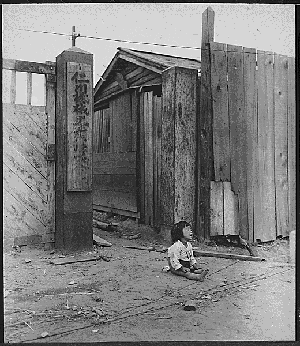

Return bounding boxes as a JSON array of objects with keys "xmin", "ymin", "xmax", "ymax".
[
  {"xmin": 3, "ymin": 103, "xmax": 47, "ymax": 154},
  {"xmin": 144, "ymin": 91, "xmax": 154, "ymax": 225},
  {"xmin": 243, "ymin": 47, "xmax": 257, "ymax": 242},
  {"xmin": 45, "ymin": 69, "xmax": 56, "ymax": 234},
  {"xmin": 210, "ymin": 42, "xmax": 230, "ymax": 181},
  {"xmin": 131, "ymin": 91, "xmax": 138, "ymax": 152},
  {"xmin": 139, "ymin": 91, "xmax": 145, "ymax": 222},
  {"xmin": 227, "ymin": 44, "xmax": 248, "ymax": 239},
  {"xmin": 27, "ymin": 72, "xmax": 32, "ymax": 105},
  {"xmin": 93, "ymin": 174, "xmax": 136, "ymax": 192},
  {"xmin": 255, "ymin": 51, "xmax": 277, "ymax": 242},
  {"xmin": 3, "ymin": 139, "xmax": 48, "ymax": 200},
  {"xmin": 4, "ymin": 189, "xmax": 46, "ymax": 241},
  {"xmin": 193, "ymin": 249, "xmax": 265, "ymax": 262},
  {"xmin": 3, "ymin": 118, "xmax": 47, "ymax": 177},
  {"xmin": 153, "ymin": 95, "xmax": 162, "ymax": 227},
  {"xmin": 93, "ymin": 167, "xmax": 136, "ymax": 175},
  {"xmin": 66, "ymin": 62, "xmax": 93, "ymax": 191},
  {"xmin": 130, "ymin": 75, "xmax": 162, "ymax": 88},
  {"xmin": 197, "ymin": 7, "xmax": 215, "ymax": 239},
  {"xmin": 210, "ymin": 181, "xmax": 223, "ymax": 236},
  {"xmin": 161, "ymin": 67, "xmax": 176, "ymax": 226},
  {"xmin": 274, "ymin": 54, "xmax": 289, "ymax": 237},
  {"xmin": 93, "ymin": 152, "xmax": 136, "ymax": 164},
  {"xmin": 287, "ymin": 57, "xmax": 296, "ymax": 233},
  {"xmin": 255, "ymin": 51, "xmax": 267, "ymax": 242},
  {"xmin": 3, "ymin": 164, "xmax": 48, "ymax": 226},
  {"xmin": 174, "ymin": 67, "xmax": 197, "ymax": 225},
  {"xmin": 111, "ymin": 93, "xmax": 131, "ymax": 153},
  {"xmin": 2, "ymin": 58, "xmax": 56, "ymax": 74},
  {"xmin": 10, "ymin": 70, "xmax": 16, "ymax": 104},
  {"xmin": 126, "ymin": 66, "xmax": 144, "ymax": 81},
  {"xmin": 223, "ymin": 182, "xmax": 238, "ymax": 235}
]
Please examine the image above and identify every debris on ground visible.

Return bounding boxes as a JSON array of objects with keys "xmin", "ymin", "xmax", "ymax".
[
  {"xmin": 93, "ymin": 234, "xmax": 112, "ymax": 247},
  {"xmin": 24, "ymin": 258, "xmax": 31, "ymax": 263},
  {"xmin": 184, "ymin": 300, "xmax": 197, "ymax": 311},
  {"xmin": 209, "ymin": 235, "xmax": 255, "ymax": 256},
  {"xmin": 40, "ymin": 332, "xmax": 49, "ymax": 338},
  {"xmin": 93, "ymin": 220, "xmax": 118, "ymax": 232}
]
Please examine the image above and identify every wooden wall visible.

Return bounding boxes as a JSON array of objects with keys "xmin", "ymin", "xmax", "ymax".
[
  {"xmin": 210, "ymin": 43, "xmax": 296, "ymax": 242},
  {"xmin": 93, "ymin": 91, "xmax": 138, "ymax": 214}
]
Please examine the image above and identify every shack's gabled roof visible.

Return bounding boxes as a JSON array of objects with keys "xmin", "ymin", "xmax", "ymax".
[{"xmin": 94, "ymin": 47, "xmax": 201, "ymax": 96}]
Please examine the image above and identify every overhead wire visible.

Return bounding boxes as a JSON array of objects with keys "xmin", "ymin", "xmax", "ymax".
[{"xmin": 13, "ymin": 27, "xmax": 280, "ymax": 56}]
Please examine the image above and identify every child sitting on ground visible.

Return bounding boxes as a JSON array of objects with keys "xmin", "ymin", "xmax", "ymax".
[{"xmin": 167, "ymin": 221, "xmax": 209, "ymax": 281}]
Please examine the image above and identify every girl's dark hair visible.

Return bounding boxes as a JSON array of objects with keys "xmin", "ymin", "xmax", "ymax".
[{"xmin": 171, "ymin": 220, "xmax": 191, "ymax": 243}]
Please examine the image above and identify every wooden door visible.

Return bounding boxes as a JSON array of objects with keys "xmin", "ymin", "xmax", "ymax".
[{"xmin": 3, "ymin": 59, "xmax": 56, "ymax": 250}]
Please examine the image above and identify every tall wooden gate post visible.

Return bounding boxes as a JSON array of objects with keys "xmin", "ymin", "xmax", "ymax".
[
  {"xmin": 196, "ymin": 7, "xmax": 215, "ymax": 240},
  {"xmin": 55, "ymin": 47, "xmax": 93, "ymax": 251},
  {"xmin": 161, "ymin": 66, "xmax": 197, "ymax": 238}
]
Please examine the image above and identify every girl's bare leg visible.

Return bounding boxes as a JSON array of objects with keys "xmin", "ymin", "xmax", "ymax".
[{"xmin": 170, "ymin": 268, "xmax": 209, "ymax": 281}]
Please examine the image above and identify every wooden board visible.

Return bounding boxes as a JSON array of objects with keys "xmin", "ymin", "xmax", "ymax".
[
  {"xmin": 197, "ymin": 7, "xmax": 215, "ymax": 239},
  {"xmin": 174, "ymin": 67, "xmax": 197, "ymax": 225},
  {"xmin": 3, "ymin": 164, "xmax": 48, "ymax": 226},
  {"xmin": 66, "ymin": 62, "xmax": 93, "ymax": 191},
  {"xmin": 210, "ymin": 181, "xmax": 223, "ymax": 236},
  {"xmin": 161, "ymin": 67, "xmax": 176, "ymax": 226},
  {"xmin": 227, "ymin": 44, "xmax": 248, "ymax": 239},
  {"xmin": 3, "ymin": 139, "xmax": 48, "ymax": 200},
  {"xmin": 153, "ymin": 95, "xmax": 162, "ymax": 227},
  {"xmin": 131, "ymin": 91, "xmax": 138, "ymax": 152},
  {"xmin": 3, "ymin": 103, "xmax": 47, "ymax": 154},
  {"xmin": 243, "ymin": 47, "xmax": 257, "ymax": 242},
  {"xmin": 4, "ymin": 189, "xmax": 46, "ymax": 240},
  {"xmin": 3, "ymin": 58, "xmax": 56, "ymax": 75},
  {"xmin": 223, "ymin": 182, "xmax": 238, "ymax": 235},
  {"xmin": 193, "ymin": 249, "xmax": 264, "ymax": 262},
  {"xmin": 287, "ymin": 57, "xmax": 296, "ymax": 233},
  {"xmin": 255, "ymin": 51, "xmax": 277, "ymax": 242},
  {"xmin": 139, "ymin": 91, "xmax": 145, "ymax": 222},
  {"xmin": 210, "ymin": 42, "xmax": 230, "ymax": 181},
  {"xmin": 274, "ymin": 54, "xmax": 289, "ymax": 237},
  {"xmin": 45, "ymin": 70, "xmax": 56, "ymax": 234},
  {"xmin": 144, "ymin": 91, "xmax": 154, "ymax": 225},
  {"xmin": 93, "ymin": 152, "xmax": 136, "ymax": 175},
  {"xmin": 111, "ymin": 92, "xmax": 131, "ymax": 153}
]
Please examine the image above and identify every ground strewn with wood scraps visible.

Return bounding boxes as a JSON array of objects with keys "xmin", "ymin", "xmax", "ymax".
[{"xmin": 4, "ymin": 214, "xmax": 295, "ymax": 342}]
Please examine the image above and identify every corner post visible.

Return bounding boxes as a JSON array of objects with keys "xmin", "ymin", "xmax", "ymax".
[
  {"xmin": 196, "ymin": 6, "xmax": 215, "ymax": 240},
  {"xmin": 55, "ymin": 47, "xmax": 93, "ymax": 251}
]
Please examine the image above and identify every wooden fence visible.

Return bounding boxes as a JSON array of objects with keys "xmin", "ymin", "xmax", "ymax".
[{"xmin": 209, "ymin": 43, "xmax": 295, "ymax": 242}]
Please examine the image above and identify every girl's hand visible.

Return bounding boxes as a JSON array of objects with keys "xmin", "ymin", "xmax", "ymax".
[{"xmin": 181, "ymin": 267, "xmax": 190, "ymax": 273}]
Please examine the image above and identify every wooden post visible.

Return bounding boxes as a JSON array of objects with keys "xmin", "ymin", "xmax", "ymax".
[
  {"xmin": 161, "ymin": 66, "xmax": 197, "ymax": 231},
  {"xmin": 196, "ymin": 7, "xmax": 215, "ymax": 240},
  {"xmin": 55, "ymin": 46, "xmax": 93, "ymax": 251}
]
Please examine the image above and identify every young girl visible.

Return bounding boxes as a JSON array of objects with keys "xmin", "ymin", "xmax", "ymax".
[{"xmin": 167, "ymin": 221, "xmax": 209, "ymax": 281}]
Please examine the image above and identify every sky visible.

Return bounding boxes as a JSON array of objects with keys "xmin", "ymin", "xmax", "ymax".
[{"xmin": 2, "ymin": 3, "xmax": 295, "ymax": 104}]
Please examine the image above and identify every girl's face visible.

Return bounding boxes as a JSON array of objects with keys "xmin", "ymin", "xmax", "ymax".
[{"xmin": 182, "ymin": 225, "xmax": 193, "ymax": 241}]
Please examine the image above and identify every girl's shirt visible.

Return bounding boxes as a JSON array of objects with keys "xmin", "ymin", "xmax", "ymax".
[{"xmin": 167, "ymin": 240, "xmax": 197, "ymax": 270}]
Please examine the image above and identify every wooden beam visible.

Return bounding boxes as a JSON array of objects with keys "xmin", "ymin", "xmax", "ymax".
[
  {"xmin": 10, "ymin": 70, "xmax": 16, "ymax": 104},
  {"xmin": 26, "ymin": 72, "xmax": 32, "ymax": 105},
  {"xmin": 193, "ymin": 249, "xmax": 265, "ymax": 262},
  {"xmin": 210, "ymin": 42, "xmax": 230, "ymax": 181},
  {"xmin": 3, "ymin": 58, "xmax": 56, "ymax": 74},
  {"xmin": 287, "ymin": 57, "xmax": 296, "ymax": 233},
  {"xmin": 196, "ymin": 6, "xmax": 215, "ymax": 239}
]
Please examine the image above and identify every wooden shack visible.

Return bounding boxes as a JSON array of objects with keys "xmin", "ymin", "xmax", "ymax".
[{"xmin": 93, "ymin": 48, "xmax": 200, "ymax": 229}]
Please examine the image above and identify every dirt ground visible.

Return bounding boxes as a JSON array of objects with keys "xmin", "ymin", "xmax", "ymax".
[{"xmin": 4, "ymin": 213, "xmax": 295, "ymax": 342}]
